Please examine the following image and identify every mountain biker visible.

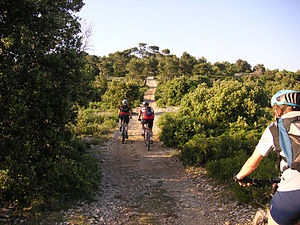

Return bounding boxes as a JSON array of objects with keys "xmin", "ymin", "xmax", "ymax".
[
  {"xmin": 118, "ymin": 99, "xmax": 132, "ymax": 139},
  {"xmin": 235, "ymin": 90, "xmax": 300, "ymax": 225},
  {"xmin": 138, "ymin": 101, "xmax": 154, "ymax": 143}
]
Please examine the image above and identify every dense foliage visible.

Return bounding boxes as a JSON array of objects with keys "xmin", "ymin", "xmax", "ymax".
[
  {"xmin": 0, "ymin": 0, "xmax": 100, "ymax": 209},
  {"xmin": 157, "ymin": 74, "xmax": 299, "ymax": 205}
]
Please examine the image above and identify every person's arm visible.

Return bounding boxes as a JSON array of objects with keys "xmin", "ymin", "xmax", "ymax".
[{"xmin": 236, "ymin": 149, "xmax": 264, "ymax": 180}]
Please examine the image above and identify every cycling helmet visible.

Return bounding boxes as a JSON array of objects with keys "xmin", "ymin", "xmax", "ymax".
[
  {"xmin": 122, "ymin": 99, "xmax": 128, "ymax": 104},
  {"xmin": 143, "ymin": 101, "xmax": 149, "ymax": 106},
  {"xmin": 271, "ymin": 90, "xmax": 300, "ymax": 108}
]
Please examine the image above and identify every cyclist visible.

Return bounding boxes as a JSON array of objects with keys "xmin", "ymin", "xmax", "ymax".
[
  {"xmin": 138, "ymin": 101, "xmax": 154, "ymax": 143},
  {"xmin": 235, "ymin": 90, "xmax": 300, "ymax": 225},
  {"xmin": 118, "ymin": 99, "xmax": 132, "ymax": 138}
]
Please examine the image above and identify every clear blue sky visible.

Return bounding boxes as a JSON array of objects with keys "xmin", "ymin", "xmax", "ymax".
[{"xmin": 77, "ymin": 0, "xmax": 300, "ymax": 72}]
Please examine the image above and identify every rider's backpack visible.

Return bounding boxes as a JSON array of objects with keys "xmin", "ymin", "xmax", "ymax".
[
  {"xmin": 121, "ymin": 104, "xmax": 129, "ymax": 113},
  {"xmin": 270, "ymin": 114, "xmax": 300, "ymax": 172},
  {"xmin": 146, "ymin": 106, "xmax": 152, "ymax": 116}
]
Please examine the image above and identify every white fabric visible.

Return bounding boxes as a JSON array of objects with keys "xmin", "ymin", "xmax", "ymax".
[{"xmin": 255, "ymin": 111, "xmax": 300, "ymax": 191}]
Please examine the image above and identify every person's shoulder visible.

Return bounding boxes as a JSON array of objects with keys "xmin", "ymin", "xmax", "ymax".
[{"xmin": 282, "ymin": 111, "xmax": 300, "ymax": 119}]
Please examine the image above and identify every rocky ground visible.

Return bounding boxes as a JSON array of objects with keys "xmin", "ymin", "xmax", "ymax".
[
  {"xmin": 59, "ymin": 77, "xmax": 259, "ymax": 225},
  {"xmin": 1, "ymin": 77, "xmax": 260, "ymax": 225}
]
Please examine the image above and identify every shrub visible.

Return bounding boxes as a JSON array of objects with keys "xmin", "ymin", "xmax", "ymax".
[
  {"xmin": 179, "ymin": 79, "xmax": 268, "ymax": 127},
  {"xmin": 158, "ymin": 113, "xmax": 203, "ymax": 148},
  {"xmin": 155, "ymin": 75, "xmax": 211, "ymax": 107},
  {"xmin": 69, "ymin": 104, "xmax": 118, "ymax": 137},
  {"xmin": 206, "ymin": 152, "xmax": 248, "ymax": 182},
  {"xmin": 102, "ymin": 78, "xmax": 144, "ymax": 109}
]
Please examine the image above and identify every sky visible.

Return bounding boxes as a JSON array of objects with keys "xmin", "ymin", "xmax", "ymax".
[{"xmin": 77, "ymin": 0, "xmax": 300, "ymax": 72}]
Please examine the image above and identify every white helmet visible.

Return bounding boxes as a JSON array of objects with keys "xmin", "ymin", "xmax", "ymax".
[
  {"xmin": 143, "ymin": 101, "xmax": 149, "ymax": 106},
  {"xmin": 122, "ymin": 99, "xmax": 128, "ymax": 104}
]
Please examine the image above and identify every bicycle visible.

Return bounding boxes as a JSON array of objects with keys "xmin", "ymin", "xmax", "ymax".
[
  {"xmin": 144, "ymin": 124, "xmax": 151, "ymax": 151},
  {"xmin": 120, "ymin": 119, "xmax": 127, "ymax": 144},
  {"xmin": 233, "ymin": 176, "xmax": 280, "ymax": 225},
  {"xmin": 139, "ymin": 119, "xmax": 151, "ymax": 151}
]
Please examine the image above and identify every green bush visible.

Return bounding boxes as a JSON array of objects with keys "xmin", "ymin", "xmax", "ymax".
[
  {"xmin": 180, "ymin": 128, "xmax": 260, "ymax": 167},
  {"xmin": 158, "ymin": 113, "xmax": 203, "ymax": 148},
  {"xmin": 102, "ymin": 78, "xmax": 145, "ymax": 109},
  {"xmin": 69, "ymin": 104, "xmax": 118, "ymax": 137},
  {"xmin": 0, "ymin": 139, "xmax": 101, "ymax": 208},
  {"xmin": 47, "ymin": 148, "xmax": 101, "ymax": 200},
  {"xmin": 155, "ymin": 75, "xmax": 211, "ymax": 107},
  {"xmin": 206, "ymin": 152, "xmax": 248, "ymax": 182},
  {"xmin": 179, "ymin": 79, "xmax": 268, "ymax": 127}
]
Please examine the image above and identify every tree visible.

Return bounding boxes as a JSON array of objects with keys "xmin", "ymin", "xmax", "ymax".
[
  {"xmin": 86, "ymin": 55, "xmax": 101, "ymax": 75},
  {"xmin": 97, "ymin": 56, "xmax": 114, "ymax": 77},
  {"xmin": 143, "ymin": 56, "xmax": 159, "ymax": 78},
  {"xmin": 253, "ymin": 64, "xmax": 266, "ymax": 77},
  {"xmin": 192, "ymin": 57, "xmax": 213, "ymax": 76},
  {"xmin": 148, "ymin": 45, "xmax": 160, "ymax": 56},
  {"xmin": 0, "ymin": 0, "xmax": 100, "ymax": 208},
  {"xmin": 102, "ymin": 79, "xmax": 142, "ymax": 108},
  {"xmin": 80, "ymin": 19, "xmax": 94, "ymax": 51},
  {"xmin": 235, "ymin": 59, "xmax": 252, "ymax": 73},
  {"xmin": 294, "ymin": 70, "xmax": 300, "ymax": 81},
  {"xmin": 126, "ymin": 58, "xmax": 145, "ymax": 82},
  {"xmin": 109, "ymin": 51, "xmax": 131, "ymax": 76},
  {"xmin": 162, "ymin": 49, "xmax": 171, "ymax": 55},
  {"xmin": 179, "ymin": 52, "xmax": 197, "ymax": 77},
  {"xmin": 138, "ymin": 43, "xmax": 147, "ymax": 58},
  {"xmin": 213, "ymin": 62, "xmax": 226, "ymax": 76},
  {"xmin": 158, "ymin": 55, "xmax": 179, "ymax": 82}
]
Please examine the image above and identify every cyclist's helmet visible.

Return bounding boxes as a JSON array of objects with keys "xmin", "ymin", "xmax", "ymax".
[
  {"xmin": 143, "ymin": 101, "xmax": 149, "ymax": 106},
  {"xmin": 271, "ymin": 90, "xmax": 300, "ymax": 108},
  {"xmin": 122, "ymin": 99, "xmax": 128, "ymax": 104}
]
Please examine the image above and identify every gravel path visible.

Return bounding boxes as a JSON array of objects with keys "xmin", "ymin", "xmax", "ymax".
[{"xmin": 60, "ymin": 76, "xmax": 260, "ymax": 225}]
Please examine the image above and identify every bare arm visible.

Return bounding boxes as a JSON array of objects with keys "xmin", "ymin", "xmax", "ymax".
[{"xmin": 236, "ymin": 149, "xmax": 264, "ymax": 180}]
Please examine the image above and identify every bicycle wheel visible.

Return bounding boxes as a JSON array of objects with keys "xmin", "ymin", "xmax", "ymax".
[
  {"xmin": 143, "ymin": 128, "xmax": 147, "ymax": 147},
  {"xmin": 252, "ymin": 209, "xmax": 268, "ymax": 225},
  {"xmin": 147, "ymin": 129, "xmax": 150, "ymax": 151},
  {"xmin": 122, "ymin": 123, "xmax": 126, "ymax": 144}
]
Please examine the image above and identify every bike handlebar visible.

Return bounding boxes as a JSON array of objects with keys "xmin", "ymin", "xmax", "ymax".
[{"xmin": 233, "ymin": 175, "xmax": 280, "ymax": 187}]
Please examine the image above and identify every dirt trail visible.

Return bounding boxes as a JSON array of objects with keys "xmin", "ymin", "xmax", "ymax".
[{"xmin": 62, "ymin": 76, "xmax": 256, "ymax": 225}]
